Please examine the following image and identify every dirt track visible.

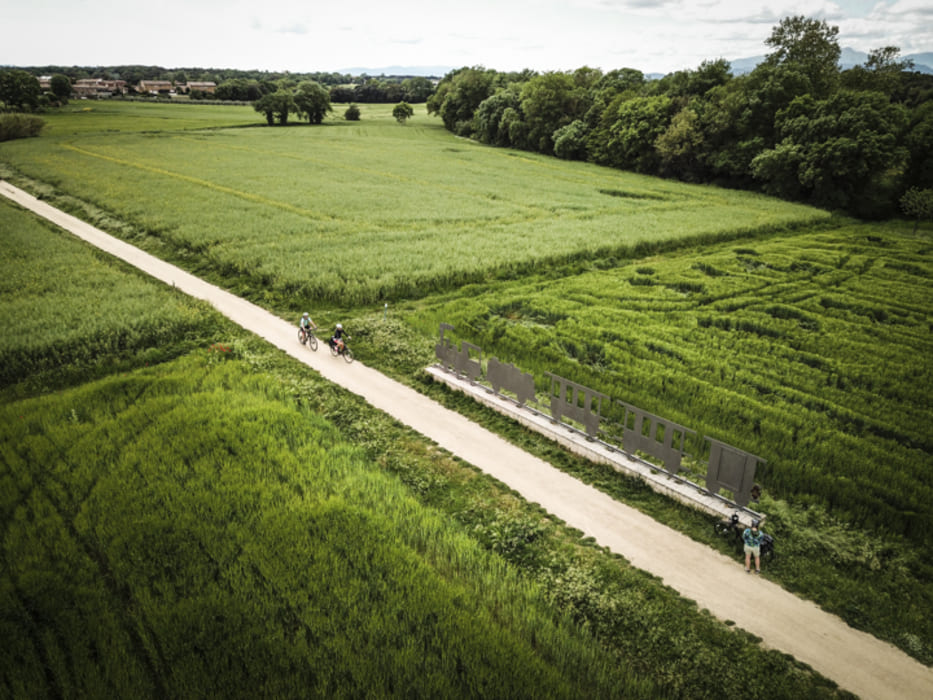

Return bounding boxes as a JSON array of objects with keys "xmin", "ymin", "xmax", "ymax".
[{"xmin": 3, "ymin": 180, "xmax": 932, "ymax": 699}]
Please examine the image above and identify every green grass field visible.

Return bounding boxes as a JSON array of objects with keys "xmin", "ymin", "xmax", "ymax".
[
  {"xmin": 1, "ymin": 100, "xmax": 930, "ymax": 676},
  {"xmin": 401, "ymin": 224, "xmax": 933, "ymax": 539},
  {"xmin": 1, "ymin": 101, "xmax": 830, "ymax": 306},
  {"xmin": 0, "ymin": 197, "xmax": 849, "ymax": 697}
]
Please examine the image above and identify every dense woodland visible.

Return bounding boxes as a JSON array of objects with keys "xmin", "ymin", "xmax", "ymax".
[{"xmin": 426, "ymin": 16, "xmax": 933, "ymax": 219}]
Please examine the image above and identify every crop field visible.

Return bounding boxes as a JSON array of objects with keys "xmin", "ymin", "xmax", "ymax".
[
  {"xmin": 2, "ymin": 354, "xmax": 660, "ymax": 697},
  {"xmin": 401, "ymin": 223, "xmax": 933, "ymax": 541},
  {"xmin": 2, "ymin": 101, "xmax": 931, "ymax": 671},
  {"xmin": 0, "ymin": 199, "xmax": 850, "ymax": 697},
  {"xmin": 0, "ymin": 197, "xmax": 223, "ymax": 394},
  {"xmin": 0, "ymin": 101, "xmax": 831, "ymax": 306}
]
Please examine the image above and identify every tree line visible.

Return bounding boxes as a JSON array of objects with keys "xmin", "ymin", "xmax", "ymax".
[
  {"xmin": 426, "ymin": 16, "xmax": 933, "ymax": 219},
  {"xmin": 3, "ymin": 64, "xmax": 436, "ymax": 105}
]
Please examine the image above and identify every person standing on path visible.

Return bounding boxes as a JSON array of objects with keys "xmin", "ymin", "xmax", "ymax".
[{"xmin": 744, "ymin": 520, "xmax": 763, "ymax": 574}]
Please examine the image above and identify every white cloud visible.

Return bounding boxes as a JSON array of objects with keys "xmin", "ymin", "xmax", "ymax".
[{"xmin": 0, "ymin": 0, "xmax": 929, "ymax": 74}]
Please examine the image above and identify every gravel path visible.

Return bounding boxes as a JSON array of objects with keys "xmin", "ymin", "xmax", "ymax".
[{"xmin": 4, "ymin": 180, "xmax": 931, "ymax": 699}]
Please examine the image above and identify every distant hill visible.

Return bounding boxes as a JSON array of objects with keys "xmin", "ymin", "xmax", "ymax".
[
  {"xmin": 338, "ymin": 65, "xmax": 453, "ymax": 78},
  {"xmin": 341, "ymin": 49, "xmax": 933, "ymax": 81},
  {"xmin": 729, "ymin": 47, "xmax": 933, "ymax": 75}
]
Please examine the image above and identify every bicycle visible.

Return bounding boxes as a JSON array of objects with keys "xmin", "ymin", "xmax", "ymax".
[
  {"xmin": 329, "ymin": 337, "xmax": 354, "ymax": 363},
  {"xmin": 298, "ymin": 327, "xmax": 318, "ymax": 351}
]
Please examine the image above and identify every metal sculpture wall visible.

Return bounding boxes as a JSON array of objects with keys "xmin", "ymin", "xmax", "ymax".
[
  {"xmin": 704, "ymin": 437, "xmax": 764, "ymax": 507},
  {"xmin": 617, "ymin": 403, "xmax": 696, "ymax": 478},
  {"xmin": 544, "ymin": 372, "xmax": 607, "ymax": 438},
  {"xmin": 435, "ymin": 323, "xmax": 482, "ymax": 382},
  {"xmin": 487, "ymin": 357, "xmax": 536, "ymax": 405},
  {"xmin": 434, "ymin": 323, "xmax": 763, "ymax": 508}
]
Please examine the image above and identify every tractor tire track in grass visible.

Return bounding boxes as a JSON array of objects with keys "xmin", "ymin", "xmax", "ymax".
[
  {"xmin": 3, "ymin": 180, "xmax": 933, "ymax": 700},
  {"xmin": 61, "ymin": 144, "xmax": 333, "ymax": 222}
]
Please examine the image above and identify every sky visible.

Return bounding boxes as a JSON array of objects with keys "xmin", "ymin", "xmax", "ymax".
[{"xmin": 2, "ymin": 0, "xmax": 931, "ymax": 76}]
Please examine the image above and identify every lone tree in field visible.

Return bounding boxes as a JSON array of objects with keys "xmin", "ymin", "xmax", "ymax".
[
  {"xmin": 344, "ymin": 104, "xmax": 361, "ymax": 121},
  {"xmin": 393, "ymin": 101, "xmax": 414, "ymax": 124},
  {"xmin": 294, "ymin": 80, "xmax": 332, "ymax": 124},
  {"xmin": 900, "ymin": 187, "xmax": 933, "ymax": 232},
  {"xmin": 253, "ymin": 90, "xmax": 297, "ymax": 125}
]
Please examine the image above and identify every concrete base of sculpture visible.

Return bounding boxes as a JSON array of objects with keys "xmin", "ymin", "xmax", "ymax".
[{"xmin": 426, "ymin": 364, "xmax": 764, "ymax": 527}]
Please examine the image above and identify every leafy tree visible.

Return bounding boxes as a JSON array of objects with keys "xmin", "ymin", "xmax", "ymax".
[
  {"xmin": 689, "ymin": 59, "xmax": 733, "ymax": 96},
  {"xmin": 427, "ymin": 67, "xmax": 498, "ymax": 134},
  {"xmin": 903, "ymin": 103, "xmax": 933, "ymax": 190},
  {"xmin": 474, "ymin": 87, "xmax": 523, "ymax": 147},
  {"xmin": 330, "ymin": 86, "xmax": 355, "ymax": 103},
  {"xmin": 392, "ymin": 101, "xmax": 414, "ymax": 123},
  {"xmin": 344, "ymin": 104, "xmax": 361, "ymax": 121},
  {"xmin": 591, "ymin": 94, "xmax": 676, "ymax": 172},
  {"xmin": 0, "ymin": 69, "xmax": 41, "ymax": 112},
  {"xmin": 899, "ymin": 187, "xmax": 933, "ymax": 231},
  {"xmin": 49, "ymin": 74, "xmax": 72, "ymax": 100},
  {"xmin": 763, "ymin": 15, "xmax": 841, "ymax": 98},
  {"xmin": 519, "ymin": 71, "xmax": 590, "ymax": 154},
  {"xmin": 216, "ymin": 78, "xmax": 262, "ymax": 101},
  {"xmin": 842, "ymin": 46, "xmax": 914, "ymax": 95},
  {"xmin": 501, "ymin": 106, "xmax": 529, "ymax": 150},
  {"xmin": 752, "ymin": 90, "xmax": 908, "ymax": 214},
  {"xmin": 655, "ymin": 107, "xmax": 705, "ymax": 180},
  {"xmin": 294, "ymin": 81, "xmax": 332, "ymax": 124},
  {"xmin": 252, "ymin": 90, "xmax": 296, "ymax": 125},
  {"xmin": 552, "ymin": 119, "xmax": 588, "ymax": 160},
  {"xmin": 401, "ymin": 76, "xmax": 434, "ymax": 102},
  {"xmin": 594, "ymin": 68, "xmax": 645, "ymax": 96}
]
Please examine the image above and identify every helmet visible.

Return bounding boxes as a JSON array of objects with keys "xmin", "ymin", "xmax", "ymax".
[
  {"xmin": 336, "ymin": 323, "xmax": 343, "ymax": 330},
  {"xmin": 751, "ymin": 519, "xmax": 760, "ymax": 529},
  {"xmin": 302, "ymin": 312, "xmax": 309, "ymax": 318}
]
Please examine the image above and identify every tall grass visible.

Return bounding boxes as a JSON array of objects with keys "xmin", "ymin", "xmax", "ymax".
[
  {"xmin": 1, "ymin": 197, "xmax": 853, "ymax": 696},
  {"xmin": 0, "ymin": 102, "xmax": 831, "ymax": 306},
  {"xmin": 0, "ymin": 198, "xmax": 222, "ymax": 392},
  {"xmin": 0, "ymin": 356, "xmax": 658, "ymax": 697},
  {"xmin": 401, "ymin": 223, "xmax": 933, "ymax": 544}
]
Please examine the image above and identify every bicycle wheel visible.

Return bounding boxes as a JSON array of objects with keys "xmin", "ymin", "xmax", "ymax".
[
  {"xmin": 330, "ymin": 342, "xmax": 339, "ymax": 357},
  {"xmin": 307, "ymin": 333, "xmax": 318, "ymax": 351},
  {"xmin": 298, "ymin": 329, "xmax": 307, "ymax": 345},
  {"xmin": 342, "ymin": 347, "xmax": 354, "ymax": 364},
  {"xmin": 714, "ymin": 521, "xmax": 732, "ymax": 537}
]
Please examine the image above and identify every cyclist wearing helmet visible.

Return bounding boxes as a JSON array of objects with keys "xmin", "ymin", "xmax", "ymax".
[
  {"xmin": 743, "ymin": 519, "xmax": 764, "ymax": 574},
  {"xmin": 330, "ymin": 323, "xmax": 351, "ymax": 353},
  {"xmin": 299, "ymin": 312, "xmax": 317, "ymax": 334}
]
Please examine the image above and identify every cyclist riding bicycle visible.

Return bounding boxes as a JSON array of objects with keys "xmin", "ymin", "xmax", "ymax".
[
  {"xmin": 299, "ymin": 312, "xmax": 317, "ymax": 335},
  {"xmin": 330, "ymin": 323, "xmax": 351, "ymax": 353}
]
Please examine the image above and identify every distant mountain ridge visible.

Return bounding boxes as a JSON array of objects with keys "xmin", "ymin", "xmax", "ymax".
[
  {"xmin": 729, "ymin": 48, "xmax": 933, "ymax": 75},
  {"xmin": 338, "ymin": 65, "xmax": 453, "ymax": 78},
  {"xmin": 345, "ymin": 49, "xmax": 933, "ymax": 80}
]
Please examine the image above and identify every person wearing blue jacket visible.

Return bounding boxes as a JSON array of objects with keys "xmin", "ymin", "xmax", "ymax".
[{"xmin": 743, "ymin": 520, "xmax": 764, "ymax": 574}]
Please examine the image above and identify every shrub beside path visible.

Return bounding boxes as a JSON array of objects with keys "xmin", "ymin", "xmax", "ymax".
[{"xmin": 3, "ymin": 180, "xmax": 931, "ymax": 700}]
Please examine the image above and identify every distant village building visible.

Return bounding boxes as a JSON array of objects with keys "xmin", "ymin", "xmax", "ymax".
[
  {"xmin": 73, "ymin": 79, "xmax": 127, "ymax": 98},
  {"xmin": 137, "ymin": 80, "xmax": 174, "ymax": 95},
  {"xmin": 181, "ymin": 81, "xmax": 216, "ymax": 95}
]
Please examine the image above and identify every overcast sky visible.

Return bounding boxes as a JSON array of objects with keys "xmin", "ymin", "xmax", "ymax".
[{"xmin": 2, "ymin": 0, "xmax": 931, "ymax": 75}]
